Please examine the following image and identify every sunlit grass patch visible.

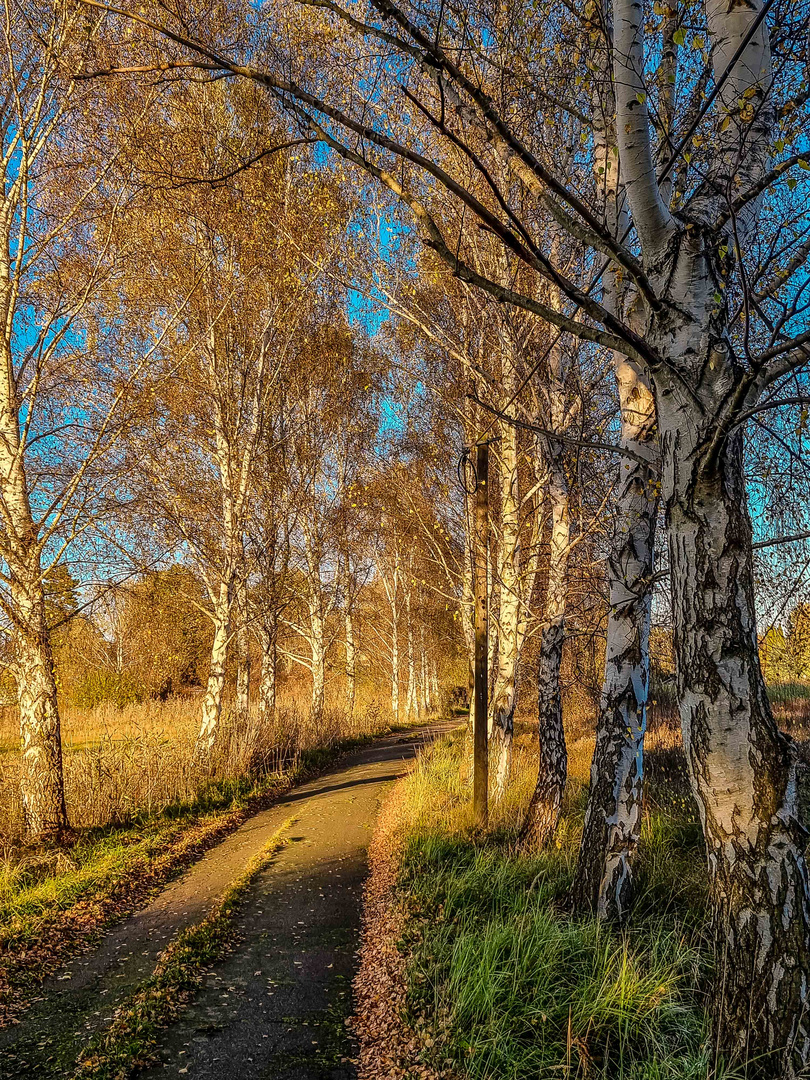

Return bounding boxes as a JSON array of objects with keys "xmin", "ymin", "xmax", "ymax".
[{"xmin": 391, "ymin": 731, "xmax": 723, "ymax": 1079}]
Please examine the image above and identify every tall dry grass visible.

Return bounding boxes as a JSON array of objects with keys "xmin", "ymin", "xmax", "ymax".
[{"xmin": 0, "ymin": 692, "xmax": 394, "ymax": 841}]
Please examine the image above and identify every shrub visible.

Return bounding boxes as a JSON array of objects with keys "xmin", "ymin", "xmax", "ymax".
[{"xmin": 71, "ymin": 670, "xmax": 148, "ymax": 709}]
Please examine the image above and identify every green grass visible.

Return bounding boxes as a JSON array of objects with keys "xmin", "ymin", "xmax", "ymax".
[
  {"xmin": 766, "ymin": 681, "xmax": 810, "ymax": 703},
  {"xmin": 0, "ymin": 771, "xmax": 278, "ymax": 928},
  {"xmin": 0, "ymin": 820, "xmax": 185, "ymax": 923},
  {"xmin": 391, "ymin": 736, "xmax": 739, "ymax": 1080}
]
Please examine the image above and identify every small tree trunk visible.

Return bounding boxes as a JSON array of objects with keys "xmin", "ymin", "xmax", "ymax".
[
  {"xmin": 15, "ymin": 575, "xmax": 68, "ymax": 840},
  {"xmin": 419, "ymin": 628, "xmax": 428, "ymax": 716},
  {"xmin": 0, "ymin": 381, "xmax": 69, "ymax": 838},
  {"xmin": 430, "ymin": 662, "xmax": 439, "ymax": 711},
  {"xmin": 235, "ymin": 582, "xmax": 251, "ymax": 718},
  {"xmin": 258, "ymin": 624, "xmax": 277, "ymax": 719},
  {"xmin": 345, "ymin": 608, "xmax": 356, "ymax": 716},
  {"xmin": 662, "ymin": 389, "xmax": 810, "ymax": 1073},
  {"xmin": 490, "ymin": 425, "xmax": 521, "ymax": 799},
  {"xmin": 520, "ymin": 457, "xmax": 570, "ymax": 847},
  {"xmin": 405, "ymin": 589, "xmax": 417, "ymax": 720},
  {"xmin": 310, "ymin": 605, "xmax": 326, "ymax": 718},
  {"xmin": 521, "ymin": 321, "xmax": 571, "ymax": 848},
  {"xmin": 572, "ymin": 360, "xmax": 658, "ymax": 920},
  {"xmin": 196, "ymin": 580, "xmax": 231, "ymax": 758},
  {"xmin": 391, "ymin": 612, "xmax": 400, "ymax": 722}
]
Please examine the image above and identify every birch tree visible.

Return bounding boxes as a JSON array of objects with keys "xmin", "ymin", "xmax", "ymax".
[
  {"xmin": 279, "ymin": 321, "xmax": 381, "ymax": 716},
  {"xmin": 82, "ymin": 0, "xmax": 810, "ymax": 1063},
  {"xmin": 0, "ymin": 2, "xmax": 164, "ymax": 838}
]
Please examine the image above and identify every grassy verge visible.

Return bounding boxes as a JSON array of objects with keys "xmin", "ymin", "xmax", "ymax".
[
  {"xmin": 0, "ymin": 728, "xmax": 394, "ymax": 1023},
  {"xmin": 366, "ymin": 726, "xmax": 742, "ymax": 1080},
  {"xmin": 72, "ymin": 817, "xmax": 295, "ymax": 1080}
]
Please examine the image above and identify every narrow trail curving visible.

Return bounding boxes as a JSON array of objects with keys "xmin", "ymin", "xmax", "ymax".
[{"xmin": 0, "ymin": 722, "xmax": 452, "ymax": 1079}]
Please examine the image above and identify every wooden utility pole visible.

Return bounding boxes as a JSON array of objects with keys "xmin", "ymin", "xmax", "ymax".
[{"xmin": 473, "ymin": 440, "xmax": 489, "ymax": 828}]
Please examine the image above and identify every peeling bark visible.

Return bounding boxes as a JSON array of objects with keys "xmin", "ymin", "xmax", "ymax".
[
  {"xmin": 345, "ymin": 608, "xmax": 356, "ymax": 716},
  {"xmin": 235, "ymin": 578, "xmax": 251, "ymax": 717},
  {"xmin": 520, "ymin": 318, "xmax": 571, "ymax": 848},
  {"xmin": 572, "ymin": 363, "xmax": 658, "ymax": 920},
  {"xmin": 419, "ymin": 627, "xmax": 429, "ymax": 717},
  {"xmin": 310, "ymin": 602, "xmax": 326, "ymax": 719},
  {"xmin": 390, "ymin": 612, "xmax": 399, "ymax": 722},
  {"xmin": 405, "ymin": 585, "xmax": 417, "ymax": 720},
  {"xmin": 257, "ymin": 622, "xmax": 277, "ymax": 719},
  {"xmin": 661, "ymin": 389, "xmax": 810, "ymax": 1073},
  {"xmin": 382, "ymin": 552, "xmax": 401, "ymax": 723},
  {"xmin": 197, "ymin": 580, "xmax": 232, "ymax": 758},
  {"xmin": 520, "ymin": 455, "xmax": 570, "ymax": 848},
  {"xmin": 489, "ymin": 414, "xmax": 520, "ymax": 799},
  {"xmin": 15, "ymin": 574, "xmax": 68, "ymax": 840}
]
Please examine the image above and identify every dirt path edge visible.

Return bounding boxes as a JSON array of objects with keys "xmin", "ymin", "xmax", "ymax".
[{"xmin": 350, "ymin": 779, "xmax": 458, "ymax": 1080}]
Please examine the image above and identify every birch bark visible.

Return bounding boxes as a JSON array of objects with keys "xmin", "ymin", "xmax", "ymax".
[
  {"xmin": 235, "ymin": 577, "xmax": 251, "ymax": 717},
  {"xmin": 405, "ymin": 582, "xmax": 417, "ymax": 720},
  {"xmin": 658, "ymin": 376, "xmax": 810, "ymax": 1070},
  {"xmin": 257, "ymin": 621, "xmax": 277, "ymax": 719},
  {"xmin": 520, "ymin": 342, "xmax": 571, "ymax": 846},
  {"xmin": 382, "ymin": 552, "xmax": 401, "ymax": 722},
  {"xmin": 310, "ymin": 604, "xmax": 326, "ymax": 718},
  {"xmin": 198, "ymin": 579, "xmax": 232, "ymax": 757},
  {"xmin": 345, "ymin": 608, "xmax": 356, "ymax": 716},
  {"xmin": 489, "ymin": 414, "xmax": 520, "ymax": 798},
  {"xmin": 572, "ymin": 76, "xmax": 660, "ymax": 918},
  {"xmin": 610, "ymin": 0, "xmax": 810, "ymax": 1059},
  {"xmin": 572, "ymin": 360, "xmax": 657, "ymax": 917},
  {"xmin": 14, "ymin": 572, "xmax": 68, "ymax": 839},
  {"xmin": 390, "ymin": 611, "xmax": 400, "ymax": 721},
  {"xmin": 193, "ymin": 306, "xmax": 269, "ymax": 755}
]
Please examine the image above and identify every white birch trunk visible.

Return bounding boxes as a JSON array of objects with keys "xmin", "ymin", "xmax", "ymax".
[
  {"xmin": 197, "ymin": 579, "xmax": 232, "ymax": 758},
  {"xmin": 521, "ymin": 448, "xmax": 570, "ymax": 846},
  {"xmin": 390, "ymin": 612, "xmax": 400, "ymax": 722},
  {"xmin": 419, "ymin": 628, "xmax": 428, "ymax": 717},
  {"xmin": 571, "ymin": 62, "xmax": 661, "ymax": 917},
  {"xmin": 14, "ymin": 572, "xmax": 68, "ymax": 839},
  {"xmin": 405, "ymin": 586, "xmax": 417, "ymax": 720},
  {"xmin": 609, "ymin": 0, "xmax": 810, "ymax": 1052},
  {"xmin": 490, "ymin": 415, "xmax": 521, "ymax": 799},
  {"xmin": 573, "ymin": 362, "xmax": 658, "ymax": 919},
  {"xmin": 521, "ymin": 302, "xmax": 572, "ymax": 846},
  {"xmin": 659, "ymin": 380, "xmax": 810, "ymax": 1069},
  {"xmin": 235, "ymin": 578, "xmax": 251, "ymax": 717},
  {"xmin": 258, "ymin": 623, "xmax": 277, "ymax": 719},
  {"xmin": 345, "ymin": 608, "xmax": 356, "ymax": 717},
  {"xmin": 310, "ymin": 602, "xmax": 326, "ymax": 718},
  {"xmin": 382, "ymin": 553, "xmax": 402, "ymax": 723},
  {"xmin": 430, "ymin": 662, "xmax": 439, "ymax": 711},
  {"xmin": 0, "ymin": 328, "xmax": 68, "ymax": 836}
]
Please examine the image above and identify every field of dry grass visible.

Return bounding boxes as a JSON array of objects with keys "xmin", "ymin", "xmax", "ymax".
[
  {"xmin": 0, "ymin": 691, "xmax": 395, "ymax": 841},
  {"xmin": 0, "ymin": 675, "xmax": 799, "ymax": 844}
]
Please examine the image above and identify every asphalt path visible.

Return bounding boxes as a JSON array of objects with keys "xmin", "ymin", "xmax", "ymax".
[{"xmin": 0, "ymin": 722, "xmax": 451, "ymax": 1079}]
